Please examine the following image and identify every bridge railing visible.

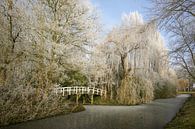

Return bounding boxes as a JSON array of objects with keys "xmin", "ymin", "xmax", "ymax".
[{"xmin": 54, "ymin": 86, "xmax": 107, "ymax": 97}]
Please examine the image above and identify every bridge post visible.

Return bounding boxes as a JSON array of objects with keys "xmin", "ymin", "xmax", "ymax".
[
  {"xmin": 76, "ymin": 86, "xmax": 78, "ymax": 94},
  {"xmin": 82, "ymin": 95, "xmax": 85, "ymax": 104},
  {"xmin": 68, "ymin": 87, "xmax": 71, "ymax": 95},
  {"xmin": 104, "ymin": 90, "xmax": 107, "ymax": 99},
  {"xmin": 76, "ymin": 94, "xmax": 80, "ymax": 105},
  {"xmin": 62, "ymin": 88, "xmax": 65, "ymax": 96},
  {"xmin": 92, "ymin": 87, "xmax": 95, "ymax": 94},
  {"xmin": 91, "ymin": 94, "xmax": 94, "ymax": 104}
]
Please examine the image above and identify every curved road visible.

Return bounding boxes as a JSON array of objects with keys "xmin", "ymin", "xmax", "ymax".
[{"xmin": 1, "ymin": 94, "xmax": 190, "ymax": 129}]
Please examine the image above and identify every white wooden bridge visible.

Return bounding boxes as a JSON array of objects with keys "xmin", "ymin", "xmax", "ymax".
[
  {"xmin": 54, "ymin": 86, "xmax": 107, "ymax": 96},
  {"xmin": 54, "ymin": 86, "xmax": 107, "ymax": 104}
]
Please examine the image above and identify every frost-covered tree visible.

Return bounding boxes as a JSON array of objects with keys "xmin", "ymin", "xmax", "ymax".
[
  {"xmin": 107, "ymin": 12, "xmax": 146, "ymax": 79},
  {"xmin": 103, "ymin": 12, "xmax": 154, "ymax": 104},
  {"xmin": 0, "ymin": 0, "xmax": 99, "ymax": 126},
  {"xmin": 100, "ymin": 12, "xmax": 177, "ymax": 104},
  {"xmin": 0, "ymin": 0, "xmax": 26, "ymax": 86},
  {"xmin": 29, "ymin": 0, "xmax": 100, "ymax": 84}
]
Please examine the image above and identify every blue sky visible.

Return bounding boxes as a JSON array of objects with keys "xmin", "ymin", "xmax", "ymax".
[
  {"xmin": 91, "ymin": 0, "xmax": 152, "ymax": 30},
  {"xmin": 91, "ymin": 0, "xmax": 169, "ymax": 47}
]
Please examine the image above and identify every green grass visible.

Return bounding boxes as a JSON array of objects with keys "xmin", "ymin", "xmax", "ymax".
[
  {"xmin": 165, "ymin": 94, "xmax": 195, "ymax": 129},
  {"xmin": 177, "ymin": 91, "xmax": 195, "ymax": 94}
]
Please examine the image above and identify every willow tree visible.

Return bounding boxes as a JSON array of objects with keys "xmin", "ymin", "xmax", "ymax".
[
  {"xmin": 103, "ymin": 11, "xmax": 177, "ymax": 104},
  {"xmin": 107, "ymin": 12, "xmax": 146, "ymax": 80},
  {"xmin": 105, "ymin": 12, "xmax": 154, "ymax": 104}
]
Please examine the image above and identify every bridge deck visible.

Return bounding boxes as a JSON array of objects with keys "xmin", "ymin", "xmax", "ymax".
[{"xmin": 54, "ymin": 86, "xmax": 106, "ymax": 97}]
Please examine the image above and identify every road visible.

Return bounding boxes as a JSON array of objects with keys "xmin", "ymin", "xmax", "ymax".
[{"xmin": 1, "ymin": 94, "xmax": 190, "ymax": 129}]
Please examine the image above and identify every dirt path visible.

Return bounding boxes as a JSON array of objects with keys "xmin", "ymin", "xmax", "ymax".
[{"xmin": 0, "ymin": 94, "xmax": 190, "ymax": 129}]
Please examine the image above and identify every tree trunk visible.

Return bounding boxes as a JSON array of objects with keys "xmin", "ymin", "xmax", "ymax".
[{"xmin": 121, "ymin": 53, "xmax": 129, "ymax": 79}]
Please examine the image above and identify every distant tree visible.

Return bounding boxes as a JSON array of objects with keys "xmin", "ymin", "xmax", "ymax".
[{"xmin": 178, "ymin": 79, "xmax": 189, "ymax": 91}]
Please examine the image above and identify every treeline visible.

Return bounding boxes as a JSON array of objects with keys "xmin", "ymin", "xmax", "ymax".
[{"xmin": 0, "ymin": 0, "xmax": 177, "ymax": 126}]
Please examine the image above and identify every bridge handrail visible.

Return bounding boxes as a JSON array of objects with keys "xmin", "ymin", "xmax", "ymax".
[{"xmin": 54, "ymin": 86, "xmax": 106, "ymax": 96}]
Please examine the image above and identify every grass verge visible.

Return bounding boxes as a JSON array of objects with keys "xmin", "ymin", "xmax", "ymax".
[{"xmin": 164, "ymin": 94, "xmax": 195, "ymax": 129}]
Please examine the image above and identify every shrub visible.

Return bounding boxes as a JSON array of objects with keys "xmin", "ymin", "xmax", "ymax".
[
  {"xmin": 0, "ymin": 85, "xmax": 71, "ymax": 126},
  {"xmin": 154, "ymin": 78, "xmax": 177, "ymax": 99},
  {"xmin": 117, "ymin": 76, "xmax": 154, "ymax": 105}
]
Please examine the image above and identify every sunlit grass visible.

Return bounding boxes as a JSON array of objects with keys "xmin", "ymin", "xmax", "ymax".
[{"xmin": 177, "ymin": 91, "xmax": 195, "ymax": 94}]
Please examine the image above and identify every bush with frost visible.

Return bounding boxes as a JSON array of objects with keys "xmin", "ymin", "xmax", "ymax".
[
  {"xmin": 154, "ymin": 78, "xmax": 177, "ymax": 99},
  {"xmin": 117, "ymin": 76, "xmax": 154, "ymax": 105},
  {"xmin": 0, "ymin": 84, "xmax": 71, "ymax": 126}
]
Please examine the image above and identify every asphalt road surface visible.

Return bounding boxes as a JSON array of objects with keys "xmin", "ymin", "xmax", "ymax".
[{"xmin": 1, "ymin": 94, "xmax": 190, "ymax": 129}]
